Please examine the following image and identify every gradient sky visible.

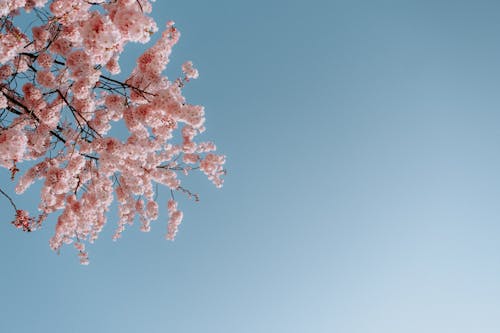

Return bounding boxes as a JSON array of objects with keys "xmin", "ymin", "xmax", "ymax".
[{"xmin": 2, "ymin": 0, "xmax": 500, "ymax": 332}]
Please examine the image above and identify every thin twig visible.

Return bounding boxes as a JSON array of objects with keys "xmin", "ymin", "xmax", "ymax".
[{"xmin": 0, "ymin": 187, "xmax": 17, "ymax": 211}]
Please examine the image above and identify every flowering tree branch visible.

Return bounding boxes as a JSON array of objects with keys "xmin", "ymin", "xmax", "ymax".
[{"xmin": 0, "ymin": 0, "xmax": 225, "ymax": 264}]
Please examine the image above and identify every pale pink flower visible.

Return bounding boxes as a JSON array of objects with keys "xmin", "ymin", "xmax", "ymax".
[
  {"xmin": 0, "ymin": 64, "xmax": 12, "ymax": 80},
  {"xmin": 166, "ymin": 199, "xmax": 183, "ymax": 240},
  {"xmin": 183, "ymin": 153, "xmax": 199, "ymax": 164},
  {"xmin": 36, "ymin": 52, "xmax": 53, "ymax": 69},
  {"xmin": 200, "ymin": 154, "xmax": 226, "ymax": 188},
  {"xmin": 0, "ymin": 31, "xmax": 26, "ymax": 64},
  {"xmin": 49, "ymin": 37, "xmax": 72, "ymax": 56},
  {"xmin": 32, "ymin": 26, "xmax": 50, "ymax": 49},
  {"xmin": 0, "ymin": 93, "xmax": 7, "ymax": 109},
  {"xmin": 0, "ymin": 126, "xmax": 27, "ymax": 168},
  {"xmin": 182, "ymin": 61, "xmax": 199, "ymax": 80},
  {"xmin": 105, "ymin": 55, "xmax": 121, "ymax": 74},
  {"xmin": 36, "ymin": 70, "xmax": 56, "ymax": 88}
]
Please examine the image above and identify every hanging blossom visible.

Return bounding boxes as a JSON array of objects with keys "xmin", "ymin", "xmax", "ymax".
[{"xmin": 0, "ymin": 0, "xmax": 225, "ymax": 264}]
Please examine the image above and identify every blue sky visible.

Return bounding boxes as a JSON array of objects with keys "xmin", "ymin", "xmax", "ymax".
[{"xmin": 2, "ymin": 0, "xmax": 500, "ymax": 332}]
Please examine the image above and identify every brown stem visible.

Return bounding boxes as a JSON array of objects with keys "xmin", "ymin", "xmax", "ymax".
[{"xmin": 0, "ymin": 187, "xmax": 17, "ymax": 212}]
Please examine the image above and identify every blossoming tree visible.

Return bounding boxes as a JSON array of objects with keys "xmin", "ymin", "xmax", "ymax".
[{"xmin": 0, "ymin": 0, "xmax": 225, "ymax": 264}]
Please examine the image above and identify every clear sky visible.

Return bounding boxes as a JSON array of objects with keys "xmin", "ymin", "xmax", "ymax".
[{"xmin": 2, "ymin": 0, "xmax": 500, "ymax": 332}]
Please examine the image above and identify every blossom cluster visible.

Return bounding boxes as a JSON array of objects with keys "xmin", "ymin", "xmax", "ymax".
[{"xmin": 0, "ymin": 0, "xmax": 225, "ymax": 263}]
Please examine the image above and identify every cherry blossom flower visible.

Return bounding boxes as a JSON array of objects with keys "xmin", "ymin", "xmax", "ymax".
[{"xmin": 182, "ymin": 61, "xmax": 199, "ymax": 80}]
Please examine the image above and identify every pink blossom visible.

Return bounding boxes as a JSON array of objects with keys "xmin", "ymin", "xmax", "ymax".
[
  {"xmin": 0, "ymin": 0, "xmax": 225, "ymax": 264},
  {"xmin": 109, "ymin": 4, "xmax": 157, "ymax": 43},
  {"xmin": 0, "ymin": 1, "xmax": 27, "ymax": 17},
  {"xmin": 200, "ymin": 154, "xmax": 226, "ymax": 188},
  {"xmin": 32, "ymin": 26, "xmax": 50, "ymax": 49},
  {"xmin": 80, "ymin": 12, "xmax": 121, "ymax": 64},
  {"xmin": 0, "ymin": 29, "xmax": 27, "ymax": 64},
  {"xmin": 0, "ymin": 64, "xmax": 12, "ymax": 80},
  {"xmin": 36, "ymin": 70, "xmax": 56, "ymax": 88},
  {"xmin": 0, "ymin": 92, "xmax": 7, "ymax": 109},
  {"xmin": 24, "ymin": 0, "xmax": 49, "ymax": 12},
  {"xmin": 166, "ymin": 199, "xmax": 183, "ymax": 240},
  {"xmin": 105, "ymin": 55, "xmax": 121, "ymax": 74},
  {"xmin": 0, "ymin": 126, "xmax": 27, "ymax": 168},
  {"xmin": 182, "ymin": 61, "xmax": 199, "ymax": 80},
  {"xmin": 183, "ymin": 153, "xmax": 200, "ymax": 164},
  {"xmin": 36, "ymin": 52, "xmax": 53, "ymax": 69},
  {"xmin": 49, "ymin": 37, "xmax": 72, "ymax": 56}
]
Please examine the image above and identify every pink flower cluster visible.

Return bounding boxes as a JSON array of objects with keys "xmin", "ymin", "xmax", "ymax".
[
  {"xmin": 0, "ymin": 125, "xmax": 27, "ymax": 168},
  {"xmin": 182, "ymin": 61, "xmax": 199, "ymax": 80},
  {"xmin": 10, "ymin": 209, "xmax": 45, "ymax": 232},
  {"xmin": 0, "ymin": 0, "xmax": 225, "ymax": 263},
  {"xmin": 0, "ymin": 0, "xmax": 49, "ymax": 17},
  {"xmin": 11, "ymin": 209, "xmax": 33, "ymax": 232},
  {"xmin": 0, "ymin": 21, "xmax": 29, "ymax": 64},
  {"xmin": 166, "ymin": 199, "xmax": 183, "ymax": 241}
]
